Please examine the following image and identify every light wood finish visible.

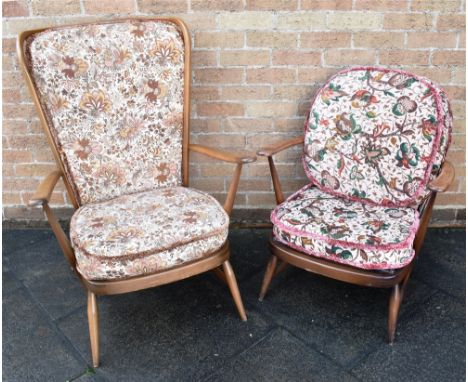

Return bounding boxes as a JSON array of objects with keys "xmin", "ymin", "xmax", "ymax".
[
  {"xmin": 28, "ymin": 170, "xmax": 63, "ymax": 207},
  {"xmin": 190, "ymin": 144, "xmax": 256, "ymax": 164},
  {"xmin": 189, "ymin": 144, "xmax": 256, "ymax": 215},
  {"xmin": 257, "ymin": 138, "xmax": 454, "ymax": 343},
  {"xmin": 83, "ymin": 243, "xmax": 230, "ymax": 295},
  {"xmin": 43, "ymin": 202, "xmax": 76, "ymax": 270},
  {"xmin": 87, "ymin": 291, "xmax": 99, "ymax": 368},
  {"xmin": 428, "ymin": 161, "xmax": 455, "ymax": 192},
  {"xmin": 259, "ymin": 255, "xmax": 278, "ymax": 301},
  {"xmin": 19, "ymin": 17, "xmax": 252, "ymax": 367},
  {"xmin": 257, "ymin": 137, "xmax": 303, "ymax": 205},
  {"xmin": 222, "ymin": 260, "xmax": 247, "ymax": 321},
  {"xmin": 256, "ymin": 136, "xmax": 304, "ymax": 157},
  {"xmin": 268, "ymin": 157, "xmax": 285, "ymax": 205}
]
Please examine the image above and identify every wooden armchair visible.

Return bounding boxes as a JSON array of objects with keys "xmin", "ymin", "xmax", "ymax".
[
  {"xmin": 257, "ymin": 67, "xmax": 454, "ymax": 343},
  {"xmin": 18, "ymin": 18, "xmax": 255, "ymax": 367}
]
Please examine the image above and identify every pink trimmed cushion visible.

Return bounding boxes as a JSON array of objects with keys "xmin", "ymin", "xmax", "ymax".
[
  {"xmin": 272, "ymin": 185, "xmax": 419, "ymax": 270},
  {"xmin": 24, "ymin": 20, "xmax": 185, "ymax": 205},
  {"xmin": 303, "ymin": 67, "xmax": 452, "ymax": 207},
  {"xmin": 70, "ymin": 187, "xmax": 228, "ymax": 280}
]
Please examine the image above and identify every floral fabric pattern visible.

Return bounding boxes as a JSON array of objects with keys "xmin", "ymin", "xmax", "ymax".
[
  {"xmin": 70, "ymin": 187, "xmax": 228, "ymax": 280},
  {"xmin": 25, "ymin": 20, "xmax": 185, "ymax": 205},
  {"xmin": 303, "ymin": 67, "xmax": 452, "ymax": 207},
  {"xmin": 272, "ymin": 185, "xmax": 419, "ymax": 270}
]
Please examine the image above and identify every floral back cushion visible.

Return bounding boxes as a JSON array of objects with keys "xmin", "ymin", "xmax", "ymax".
[
  {"xmin": 303, "ymin": 67, "xmax": 452, "ymax": 207},
  {"xmin": 24, "ymin": 20, "xmax": 186, "ymax": 205}
]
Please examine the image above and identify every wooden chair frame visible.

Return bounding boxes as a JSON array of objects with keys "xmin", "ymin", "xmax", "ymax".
[
  {"xmin": 18, "ymin": 17, "xmax": 256, "ymax": 368},
  {"xmin": 257, "ymin": 136, "xmax": 455, "ymax": 343}
]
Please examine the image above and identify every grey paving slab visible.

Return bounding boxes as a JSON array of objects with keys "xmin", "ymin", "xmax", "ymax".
[
  {"xmin": 3, "ymin": 288, "xmax": 86, "ymax": 382},
  {"xmin": 227, "ymin": 228, "xmax": 272, "ymax": 281},
  {"xmin": 4, "ymin": 237, "xmax": 86, "ymax": 320},
  {"xmin": 58, "ymin": 276, "xmax": 271, "ymax": 381},
  {"xmin": 351, "ymin": 292, "xmax": 466, "ymax": 382},
  {"xmin": 2, "ymin": 228, "xmax": 54, "ymax": 254},
  {"xmin": 2, "ymin": 266, "xmax": 21, "ymax": 295},
  {"xmin": 206, "ymin": 328, "xmax": 358, "ymax": 382},
  {"xmin": 413, "ymin": 228, "xmax": 465, "ymax": 300},
  {"xmin": 242, "ymin": 264, "xmax": 434, "ymax": 368},
  {"xmin": 2, "ymin": 227, "xmax": 465, "ymax": 381}
]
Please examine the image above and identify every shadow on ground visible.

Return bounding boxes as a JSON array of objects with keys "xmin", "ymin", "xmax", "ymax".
[{"xmin": 2, "ymin": 228, "xmax": 466, "ymax": 381}]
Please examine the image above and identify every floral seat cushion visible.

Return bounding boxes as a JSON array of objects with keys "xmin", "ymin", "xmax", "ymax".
[
  {"xmin": 271, "ymin": 185, "xmax": 419, "ymax": 270},
  {"xmin": 24, "ymin": 20, "xmax": 186, "ymax": 205},
  {"xmin": 303, "ymin": 67, "xmax": 452, "ymax": 207},
  {"xmin": 70, "ymin": 187, "xmax": 228, "ymax": 280}
]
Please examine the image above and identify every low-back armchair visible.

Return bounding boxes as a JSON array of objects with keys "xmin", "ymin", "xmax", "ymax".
[{"xmin": 257, "ymin": 67, "xmax": 455, "ymax": 343}]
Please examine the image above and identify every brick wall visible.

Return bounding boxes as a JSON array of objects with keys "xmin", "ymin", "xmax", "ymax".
[{"xmin": 2, "ymin": 0, "xmax": 466, "ymax": 224}]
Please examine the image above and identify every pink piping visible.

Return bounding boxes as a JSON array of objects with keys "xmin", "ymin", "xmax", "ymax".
[
  {"xmin": 301, "ymin": 66, "xmax": 446, "ymax": 209},
  {"xmin": 272, "ymin": 231, "xmax": 415, "ymax": 270},
  {"xmin": 270, "ymin": 184, "xmax": 421, "ymax": 252}
]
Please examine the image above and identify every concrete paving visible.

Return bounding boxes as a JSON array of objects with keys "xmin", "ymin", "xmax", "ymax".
[{"xmin": 2, "ymin": 227, "xmax": 465, "ymax": 381}]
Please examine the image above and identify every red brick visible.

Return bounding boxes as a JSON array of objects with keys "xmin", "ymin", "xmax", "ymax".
[
  {"xmin": 83, "ymin": 0, "xmax": 135, "ymax": 13},
  {"xmin": 137, "ymin": 0, "xmax": 188, "ymax": 12},
  {"xmin": 301, "ymin": 32, "xmax": 351, "ymax": 48},
  {"xmin": 355, "ymin": 0, "xmax": 408, "ymax": 10},
  {"xmin": 432, "ymin": 51, "xmax": 465, "ymax": 66},
  {"xmin": 247, "ymin": 68, "xmax": 296, "ymax": 84},
  {"xmin": 272, "ymin": 50, "xmax": 321, "ymax": 66},
  {"xmin": 192, "ymin": 0, "xmax": 243, "ymax": 11},
  {"xmin": 194, "ymin": 68, "xmax": 244, "ymax": 84},
  {"xmin": 246, "ymin": 0, "xmax": 297, "ymax": 10},
  {"xmin": 197, "ymin": 102, "xmax": 245, "ymax": 117},
  {"xmin": 31, "ymin": 0, "xmax": 80, "ymax": 15},
  {"xmin": 301, "ymin": 0, "xmax": 351, "ymax": 10},
  {"xmin": 2, "ymin": 1, "xmax": 28, "ymax": 17}
]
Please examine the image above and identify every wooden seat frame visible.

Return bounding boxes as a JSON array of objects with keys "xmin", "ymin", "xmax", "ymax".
[
  {"xmin": 257, "ymin": 136, "xmax": 455, "ymax": 343},
  {"xmin": 18, "ymin": 17, "xmax": 256, "ymax": 368}
]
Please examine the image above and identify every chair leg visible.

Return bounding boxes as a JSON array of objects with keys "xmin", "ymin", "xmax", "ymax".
[
  {"xmin": 259, "ymin": 255, "xmax": 278, "ymax": 301},
  {"xmin": 387, "ymin": 284, "xmax": 401, "ymax": 344},
  {"xmin": 212, "ymin": 266, "xmax": 227, "ymax": 284},
  {"xmin": 222, "ymin": 260, "xmax": 247, "ymax": 321},
  {"xmin": 387, "ymin": 266, "xmax": 413, "ymax": 344},
  {"xmin": 87, "ymin": 290, "xmax": 100, "ymax": 368}
]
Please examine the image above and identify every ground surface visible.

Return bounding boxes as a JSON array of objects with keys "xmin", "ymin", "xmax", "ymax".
[{"xmin": 2, "ymin": 227, "xmax": 466, "ymax": 381}]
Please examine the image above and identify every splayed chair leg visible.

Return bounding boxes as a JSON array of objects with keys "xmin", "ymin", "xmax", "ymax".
[
  {"xmin": 388, "ymin": 265, "xmax": 413, "ymax": 343},
  {"xmin": 259, "ymin": 255, "xmax": 278, "ymax": 301},
  {"xmin": 387, "ymin": 283, "xmax": 402, "ymax": 344},
  {"xmin": 87, "ymin": 290, "xmax": 100, "ymax": 368},
  {"xmin": 223, "ymin": 260, "xmax": 247, "ymax": 321}
]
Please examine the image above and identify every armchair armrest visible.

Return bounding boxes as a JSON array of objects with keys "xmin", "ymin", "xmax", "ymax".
[
  {"xmin": 28, "ymin": 170, "xmax": 63, "ymax": 207},
  {"xmin": 189, "ymin": 144, "xmax": 257, "ymax": 215},
  {"xmin": 428, "ymin": 161, "xmax": 455, "ymax": 192},
  {"xmin": 257, "ymin": 136, "xmax": 304, "ymax": 157},
  {"xmin": 189, "ymin": 144, "xmax": 256, "ymax": 164},
  {"xmin": 28, "ymin": 169, "xmax": 76, "ymax": 270},
  {"xmin": 256, "ymin": 136, "xmax": 304, "ymax": 205}
]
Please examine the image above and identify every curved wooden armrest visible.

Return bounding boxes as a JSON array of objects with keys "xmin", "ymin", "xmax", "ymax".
[
  {"xmin": 189, "ymin": 144, "xmax": 256, "ymax": 164},
  {"xmin": 257, "ymin": 136, "xmax": 304, "ymax": 157},
  {"xmin": 28, "ymin": 170, "xmax": 63, "ymax": 207},
  {"xmin": 189, "ymin": 144, "xmax": 256, "ymax": 215},
  {"xmin": 428, "ymin": 161, "xmax": 455, "ymax": 192}
]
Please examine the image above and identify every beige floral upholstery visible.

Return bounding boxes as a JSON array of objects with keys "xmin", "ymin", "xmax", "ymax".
[
  {"xmin": 24, "ymin": 20, "xmax": 185, "ymax": 205},
  {"xmin": 70, "ymin": 187, "xmax": 229, "ymax": 280},
  {"xmin": 303, "ymin": 67, "xmax": 452, "ymax": 208},
  {"xmin": 272, "ymin": 185, "xmax": 418, "ymax": 270}
]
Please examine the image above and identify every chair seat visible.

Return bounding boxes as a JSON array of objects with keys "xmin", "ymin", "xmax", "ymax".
[
  {"xmin": 70, "ymin": 187, "xmax": 229, "ymax": 280},
  {"xmin": 271, "ymin": 185, "xmax": 419, "ymax": 270}
]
